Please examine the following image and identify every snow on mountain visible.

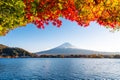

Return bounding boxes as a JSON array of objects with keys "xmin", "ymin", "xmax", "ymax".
[{"xmin": 55, "ymin": 42, "xmax": 75, "ymax": 49}]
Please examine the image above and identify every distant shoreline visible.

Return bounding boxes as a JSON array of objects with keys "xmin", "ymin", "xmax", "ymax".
[
  {"xmin": 1, "ymin": 54, "xmax": 120, "ymax": 58},
  {"xmin": 36, "ymin": 54, "xmax": 120, "ymax": 58}
]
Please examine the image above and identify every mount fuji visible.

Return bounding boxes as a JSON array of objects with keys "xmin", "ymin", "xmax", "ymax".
[{"xmin": 36, "ymin": 42, "xmax": 119, "ymax": 55}]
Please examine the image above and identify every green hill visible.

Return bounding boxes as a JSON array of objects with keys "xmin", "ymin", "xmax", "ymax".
[{"xmin": 0, "ymin": 44, "xmax": 35, "ymax": 58}]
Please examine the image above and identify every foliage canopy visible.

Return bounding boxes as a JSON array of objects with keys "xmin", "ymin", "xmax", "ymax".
[{"xmin": 0, "ymin": 0, "xmax": 120, "ymax": 35}]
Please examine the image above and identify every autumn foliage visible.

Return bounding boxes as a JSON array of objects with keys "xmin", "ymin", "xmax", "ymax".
[{"xmin": 0, "ymin": 0, "xmax": 120, "ymax": 35}]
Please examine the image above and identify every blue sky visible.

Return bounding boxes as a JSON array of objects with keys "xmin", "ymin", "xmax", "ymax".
[{"xmin": 1, "ymin": 18, "xmax": 120, "ymax": 52}]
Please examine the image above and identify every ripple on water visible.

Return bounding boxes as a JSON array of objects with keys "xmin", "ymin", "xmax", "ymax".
[{"xmin": 0, "ymin": 58, "xmax": 120, "ymax": 79}]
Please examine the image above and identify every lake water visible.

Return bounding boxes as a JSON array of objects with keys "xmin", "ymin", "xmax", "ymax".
[{"xmin": 0, "ymin": 58, "xmax": 120, "ymax": 80}]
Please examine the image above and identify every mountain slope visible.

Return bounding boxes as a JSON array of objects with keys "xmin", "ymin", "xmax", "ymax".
[
  {"xmin": 37, "ymin": 43, "xmax": 116, "ymax": 55},
  {"xmin": 0, "ymin": 44, "xmax": 35, "ymax": 57},
  {"xmin": 0, "ymin": 44, "xmax": 8, "ymax": 49},
  {"xmin": 37, "ymin": 43, "xmax": 99, "ymax": 55}
]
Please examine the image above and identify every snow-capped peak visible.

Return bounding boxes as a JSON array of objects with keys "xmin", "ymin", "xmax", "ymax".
[{"xmin": 56, "ymin": 42, "xmax": 75, "ymax": 48}]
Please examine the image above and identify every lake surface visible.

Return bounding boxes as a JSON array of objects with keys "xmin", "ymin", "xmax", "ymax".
[{"xmin": 0, "ymin": 58, "xmax": 120, "ymax": 80}]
